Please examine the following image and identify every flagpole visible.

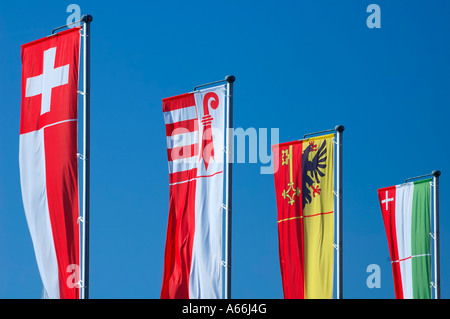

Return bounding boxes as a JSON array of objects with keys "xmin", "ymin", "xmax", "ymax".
[
  {"xmin": 432, "ymin": 170, "xmax": 441, "ymax": 299},
  {"xmin": 81, "ymin": 14, "xmax": 92, "ymax": 300},
  {"xmin": 335, "ymin": 125, "xmax": 344, "ymax": 299},
  {"xmin": 224, "ymin": 75, "xmax": 235, "ymax": 299}
]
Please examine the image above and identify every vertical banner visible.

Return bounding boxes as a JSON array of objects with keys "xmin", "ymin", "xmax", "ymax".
[
  {"xmin": 378, "ymin": 179, "xmax": 432, "ymax": 299},
  {"xmin": 272, "ymin": 134, "xmax": 335, "ymax": 299},
  {"xmin": 19, "ymin": 27, "xmax": 81, "ymax": 299},
  {"xmin": 161, "ymin": 84, "xmax": 225, "ymax": 299}
]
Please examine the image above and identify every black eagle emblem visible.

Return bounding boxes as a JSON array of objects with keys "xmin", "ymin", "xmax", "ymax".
[{"xmin": 301, "ymin": 141, "xmax": 327, "ymax": 209}]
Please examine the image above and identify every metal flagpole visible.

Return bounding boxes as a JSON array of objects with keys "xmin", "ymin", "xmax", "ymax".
[
  {"xmin": 335, "ymin": 125, "xmax": 344, "ymax": 299},
  {"xmin": 51, "ymin": 14, "xmax": 93, "ymax": 300},
  {"xmin": 224, "ymin": 75, "xmax": 235, "ymax": 299},
  {"xmin": 432, "ymin": 170, "xmax": 441, "ymax": 299},
  {"xmin": 80, "ymin": 14, "xmax": 93, "ymax": 300}
]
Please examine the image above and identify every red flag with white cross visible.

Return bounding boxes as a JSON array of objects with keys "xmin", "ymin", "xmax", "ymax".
[{"xmin": 19, "ymin": 27, "xmax": 81, "ymax": 299}]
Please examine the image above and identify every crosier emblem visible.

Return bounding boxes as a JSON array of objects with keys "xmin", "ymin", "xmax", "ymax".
[{"xmin": 199, "ymin": 92, "xmax": 219, "ymax": 170}]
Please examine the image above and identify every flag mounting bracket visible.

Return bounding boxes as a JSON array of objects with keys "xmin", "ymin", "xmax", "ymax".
[
  {"xmin": 192, "ymin": 75, "xmax": 235, "ymax": 91},
  {"xmin": 430, "ymin": 281, "xmax": 440, "ymax": 293},
  {"xmin": 50, "ymin": 15, "xmax": 93, "ymax": 35},
  {"xmin": 302, "ymin": 125, "xmax": 344, "ymax": 140},
  {"xmin": 404, "ymin": 170, "xmax": 440, "ymax": 183},
  {"xmin": 75, "ymin": 280, "xmax": 85, "ymax": 289}
]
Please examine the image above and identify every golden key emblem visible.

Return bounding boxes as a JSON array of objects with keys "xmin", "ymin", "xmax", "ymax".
[{"xmin": 281, "ymin": 145, "xmax": 300, "ymax": 205}]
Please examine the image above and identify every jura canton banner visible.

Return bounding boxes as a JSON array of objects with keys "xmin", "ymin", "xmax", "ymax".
[
  {"xmin": 272, "ymin": 134, "xmax": 335, "ymax": 299},
  {"xmin": 378, "ymin": 179, "xmax": 432, "ymax": 299},
  {"xmin": 19, "ymin": 27, "xmax": 81, "ymax": 299},
  {"xmin": 161, "ymin": 85, "xmax": 225, "ymax": 299}
]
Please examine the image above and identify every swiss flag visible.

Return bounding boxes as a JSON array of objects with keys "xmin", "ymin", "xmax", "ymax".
[{"xmin": 19, "ymin": 27, "xmax": 81, "ymax": 299}]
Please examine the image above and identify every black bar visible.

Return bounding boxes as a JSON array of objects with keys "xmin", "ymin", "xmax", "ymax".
[
  {"xmin": 193, "ymin": 79, "xmax": 228, "ymax": 91},
  {"xmin": 404, "ymin": 173, "xmax": 434, "ymax": 183},
  {"xmin": 303, "ymin": 125, "xmax": 344, "ymax": 139}
]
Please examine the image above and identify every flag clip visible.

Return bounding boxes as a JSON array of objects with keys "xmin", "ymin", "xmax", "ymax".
[
  {"xmin": 333, "ymin": 137, "xmax": 342, "ymax": 146},
  {"xmin": 221, "ymin": 204, "xmax": 227, "ymax": 211},
  {"xmin": 77, "ymin": 90, "xmax": 86, "ymax": 96},
  {"xmin": 77, "ymin": 153, "xmax": 86, "ymax": 161},
  {"xmin": 77, "ymin": 216, "xmax": 85, "ymax": 224},
  {"xmin": 221, "ymin": 261, "xmax": 229, "ymax": 268}
]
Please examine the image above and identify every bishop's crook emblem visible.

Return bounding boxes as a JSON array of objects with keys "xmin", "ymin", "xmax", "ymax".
[
  {"xmin": 199, "ymin": 92, "xmax": 219, "ymax": 170},
  {"xmin": 281, "ymin": 145, "xmax": 301, "ymax": 205}
]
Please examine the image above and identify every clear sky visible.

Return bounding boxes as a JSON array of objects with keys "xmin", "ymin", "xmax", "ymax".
[{"xmin": 0, "ymin": 0, "xmax": 449, "ymax": 299}]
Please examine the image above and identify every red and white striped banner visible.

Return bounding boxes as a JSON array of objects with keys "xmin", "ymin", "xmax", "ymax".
[
  {"xmin": 161, "ymin": 85, "xmax": 225, "ymax": 299},
  {"xmin": 19, "ymin": 28, "xmax": 81, "ymax": 299}
]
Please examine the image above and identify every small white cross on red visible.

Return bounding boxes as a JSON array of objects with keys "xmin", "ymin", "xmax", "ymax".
[
  {"xmin": 381, "ymin": 190, "xmax": 394, "ymax": 211},
  {"xmin": 25, "ymin": 47, "xmax": 70, "ymax": 115}
]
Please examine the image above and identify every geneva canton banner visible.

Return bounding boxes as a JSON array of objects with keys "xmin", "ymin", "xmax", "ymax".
[
  {"xmin": 161, "ymin": 85, "xmax": 225, "ymax": 299},
  {"xmin": 19, "ymin": 27, "xmax": 81, "ymax": 299},
  {"xmin": 272, "ymin": 134, "xmax": 334, "ymax": 299}
]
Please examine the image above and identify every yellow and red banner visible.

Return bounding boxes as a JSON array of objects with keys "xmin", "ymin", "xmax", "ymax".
[{"xmin": 272, "ymin": 134, "xmax": 334, "ymax": 299}]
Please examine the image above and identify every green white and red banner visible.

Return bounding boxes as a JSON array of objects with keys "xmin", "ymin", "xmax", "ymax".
[{"xmin": 378, "ymin": 179, "xmax": 432, "ymax": 299}]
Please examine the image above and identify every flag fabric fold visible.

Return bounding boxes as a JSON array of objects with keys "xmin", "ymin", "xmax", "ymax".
[
  {"xmin": 272, "ymin": 134, "xmax": 335, "ymax": 299},
  {"xmin": 19, "ymin": 27, "xmax": 81, "ymax": 299},
  {"xmin": 161, "ymin": 85, "xmax": 225, "ymax": 299},
  {"xmin": 378, "ymin": 179, "xmax": 432, "ymax": 299}
]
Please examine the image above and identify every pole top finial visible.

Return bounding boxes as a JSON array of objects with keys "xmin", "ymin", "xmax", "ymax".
[
  {"xmin": 81, "ymin": 15, "xmax": 93, "ymax": 23},
  {"xmin": 335, "ymin": 125, "xmax": 345, "ymax": 133},
  {"xmin": 225, "ymin": 75, "xmax": 235, "ymax": 83},
  {"xmin": 432, "ymin": 170, "xmax": 441, "ymax": 177}
]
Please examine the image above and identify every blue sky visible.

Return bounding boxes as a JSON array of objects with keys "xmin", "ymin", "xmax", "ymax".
[{"xmin": 0, "ymin": 0, "xmax": 449, "ymax": 299}]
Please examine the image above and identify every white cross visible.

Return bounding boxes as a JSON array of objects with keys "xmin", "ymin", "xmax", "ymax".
[
  {"xmin": 25, "ymin": 47, "xmax": 70, "ymax": 115},
  {"xmin": 381, "ymin": 190, "xmax": 394, "ymax": 211}
]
